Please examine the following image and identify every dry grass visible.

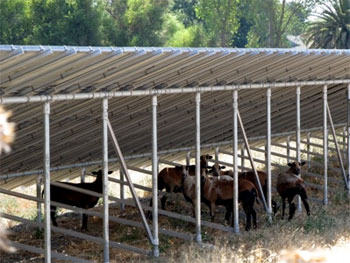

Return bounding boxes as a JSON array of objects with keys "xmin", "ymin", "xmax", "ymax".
[{"xmin": 0, "ymin": 191, "xmax": 349, "ymax": 262}]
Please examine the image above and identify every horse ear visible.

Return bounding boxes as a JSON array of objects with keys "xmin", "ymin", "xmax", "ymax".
[
  {"xmin": 300, "ymin": 161, "xmax": 306, "ymax": 166},
  {"xmin": 208, "ymin": 155, "xmax": 213, "ymax": 159},
  {"xmin": 220, "ymin": 165, "xmax": 226, "ymax": 169},
  {"xmin": 287, "ymin": 163, "xmax": 292, "ymax": 167}
]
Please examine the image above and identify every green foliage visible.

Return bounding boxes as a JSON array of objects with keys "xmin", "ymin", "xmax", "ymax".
[
  {"xmin": 304, "ymin": 207, "xmax": 335, "ymax": 233},
  {"xmin": 0, "ymin": 0, "xmax": 31, "ymax": 44},
  {"xmin": 196, "ymin": 0, "xmax": 240, "ymax": 47},
  {"xmin": 171, "ymin": 0, "xmax": 199, "ymax": 27},
  {"xmin": 306, "ymin": 0, "xmax": 350, "ymax": 49},
  {"xmin": 0, "ymin": 0, "xmax": 335, "ymax": 48},
  {"xmin": 105, "ymin": 0, "xmax": 170, "ymax": 46},
  {"xmin": 28, "ymin": 0, "xmax": 103, "ymax": 45},
  {"xmin": 246, "ymin": 0, "xmax": 312, "ymax": 48},
  {"xmin": 165, "ymin": 23, "xmax": 208, "ymax": 47}
]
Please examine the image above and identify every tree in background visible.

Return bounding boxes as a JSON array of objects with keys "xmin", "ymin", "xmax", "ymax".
[
  {"xmin": 232, "ymin": 0, "xmax": 254, "ymax": 48},
  {"xmin": 105, "ymin": 0, "xmax": 169, "ymax": 46},
  {"xmin": 196, "ymin": 0, "xmax": 240, "ymax": 47},
  {"xmin": 306, "ymin": 0, "xmax": 350, "ymax": 49},
  {"xmin": 171, "ymin": 0, "xmax": 199, "ymax": 27},
  {"xmin": 246, "ymin": 0, "xmax": 313, "ymax": 48},
  {"xmin": 28, "ymin": 0, "xmax": 103, "ymax": 45},
  {"xmin": 0, "ymin": 0, "xmax": 31, "ymax": 44}
]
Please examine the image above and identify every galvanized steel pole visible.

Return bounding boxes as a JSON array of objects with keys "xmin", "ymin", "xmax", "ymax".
[
  {"xmin": 186, "ymin": 151, "xmax": 191, "ymax": 166},
  {"xmin": 152, "ymin": 95, "xmax": 159, "ymax": 257},
  {"xmin": 286, "ymin": 136, "xmax": 290, "ymax": 163},
  {"xmin": 241, "ymin": 145, "xmax": 245, "ymax": 171},
  {"xmin": 102, "ymin": 99, "xmax": 110, "ymax": 262},
  {"xmin": 347, "ymin": 84, "xmax": 350, "ymax": 193},
  {"xmin": 233, "ymin": 90, "xmax": 239, "ymax": 233},
  {"xmin": 120, "ymin": 170, "xmax": 125, "ymax": 211},
  {"xmin": 296, "ymin": 86, "xmax": 302, "ymax": 212},
  {"xmin": 266, "ymin": 88, "xmax": 272, "ymax": 220},
  {"xmin": 81, "ymin": 167, "xmax": 86, "ymax": 183},
  {"xmin": 36, "ymin": 175, "xmax": 42, "ymax": 224},
  {"xmin": 195, "ymin": 92, "xmax": 202, "ymax": 242},
  {"xmin": 323, "ymin": 85, "xmax": 328, "ymax": 205},
  {"xmin": 343, "ymin": 126, "xmax": 347, "ymax": 162},
  {"xmin": 81, "ymin": 167, "xmax": 86, "ymax": 225},
  {"xmin": 43, "ymin": 102, "xmax": 51, "ymax": 263},
  {"xmin": 307, "ymin": 132, "xmax": 311, "ymax": 169},
  {"xmin": 215, "ymin": 147, "xmax": 220, "ymax": 163}
]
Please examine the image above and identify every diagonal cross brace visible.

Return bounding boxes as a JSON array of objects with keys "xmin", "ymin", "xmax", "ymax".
[
  {"xmin": 107, "ymin": 119, "xmax": 155, "ymax": 245},
  {"xmin": 326, "ymin": 103, "xmax": 349, "ymax": 190},
  {"xmin": 237, "ymin": 110, "xmax": 269, "ymax": 213}
]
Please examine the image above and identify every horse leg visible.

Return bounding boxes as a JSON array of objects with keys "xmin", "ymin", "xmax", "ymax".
[
  {"xmin": 288, "ymin": 196, "xmax": 296, "ymax": 221},
  {"xmin": 243, "ymin": 203, "xmax": 251, "ymax": 231},
  {"xmin": 272, "ymin": 200, "xmax": 278, "ymax": 215},
  {"xmin": 81, "ymin": 214, "xmax": 88, "ymax": 230},
  {"xmin": 301, "ymin": 196, "xmax": 310, "ymax": 216},
  {"xmin": 50, "ymin": 206, "xmax": 58, "ymax": 227},
  {"xmin": 251, "ymin": 206, "xmax": 257, "ymax": 229},
  {"xmin": 210, "ymin": 202, "xmax": 216, "ymax": 222},
  {"xmin": 281, "ymin": 197, "xmax": 286, "ymax": 219}
]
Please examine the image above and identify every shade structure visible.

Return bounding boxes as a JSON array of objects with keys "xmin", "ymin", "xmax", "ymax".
[{"xmin": 0, "ymin": 45, "xmax": 350, "ymax": 188}]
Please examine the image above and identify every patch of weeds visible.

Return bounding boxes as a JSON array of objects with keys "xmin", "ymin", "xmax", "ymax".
[
  {"xmin": 304, "ymin": 208, "xmax": 335, "ymax": 233},
  {"xmin": 34, "ymin": 228, "xmax": 44, "ymax": 239},
  {"xmin": 119, "ymin": 227, "xmax": 145, "ymax": 243},
  {"xmin": 333, "ymin": 191, "xmax": 350, "ymax": 205},
  {"xmin": 168, "ymin": 216, "xmax": 192, "ymax": 230},
  {"xmin": 159, "ymin": 235, "xmax": 171, "ymax": 253},
  {"xmin": 202, "ymin": 231, "xmax": 214, "ymax": 243}
]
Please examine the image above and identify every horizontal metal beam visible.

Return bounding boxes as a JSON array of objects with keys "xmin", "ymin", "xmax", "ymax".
[
  {"xmin": 11, "ymin": 242, "xmax": 92, "ymax": 263},
  {"xmin": 0, "ymin": 212, "xmax": 152, "ymax": 256},
  {"xmin": 1, "ymin": 80, "xmax": 350, "ymax": 104},
  {"xmin": 2, "ymin": 124, "xmax": 347, "ymax": 182}
]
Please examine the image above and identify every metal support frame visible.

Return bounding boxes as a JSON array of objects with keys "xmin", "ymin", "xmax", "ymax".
[
  {"xmin": 343, "ymin": 126, "xmax": 347, "ymax": 161},
  {"xmin": 120, "ymin": 170, "xmax": 125, "ymax": 211},
  {"xmin": 233, "ymin": 90, "xmax": 239, "ymax": 233},
  {"xmin": 237, "ymin": 110, "xmax": 268, "ymax": 213},
  {"xmin": 327, "ymin": 103, "xmax": 349, "ymax": 190},
  {"xmin": 81, "ymin": 168, "xmax": 86, "ymax": 183},
  {"xmin": 286, "ymin": 136, "xmax": 291, "ymax": 163},
  {"xmin": 2, "ymin": 80, "xmax": 350, "ymax": 105},
  {"xmin": 36, "ymin": 175, "xmax": 42, "ymax": 224},
  {"xmin": 152, "ymin": 95, "xmax": 159, "ymax": 257},
  {"xmin": 266, "ymin": 88, "xmax": 272, "ymax": 219},
  {"xmin": 2, "ymin": 122, "xmax": 349, "ymax": 182},
  {"xmin": 323, "ymin": 85, "xmax": 328, "ymax": 205},
  {"xmin": 102, "ymin": 99, "xmax": 109, "ymax": 262},
  {"xmin": 241, "ymin": 145, "xmax": 245, "ymax": 172},
  {"xmin": 307, "ymin": 132, "xmax": 311, "ymax": 169},
  {"xmin": 107, "ymin": 120, "xmax": 154, "ymax": 245},
  {"xmin": 43, "ymin": 102, "xmax": 51, "ymax": 263},
  {"xmin": 347, "ymin": 83, "xmax": 350, "ymax": 192},
  {"xmin": 296, "ymin": 86, "xmax": 302, "ymax": 212},
  {"xmin": 80, "ymin": 168, "xmax": 86, "ymax": 226},
  {"xmin": 186, "ymin": 151, "xmax": 191, "ymax": 166},
  {"xmin": 195, "ymin": 92, "xmax": 202, "ymax": 242},
  {"xmin": 215, "ymin": 147, "xmax": 220, "ymax": 163}
]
